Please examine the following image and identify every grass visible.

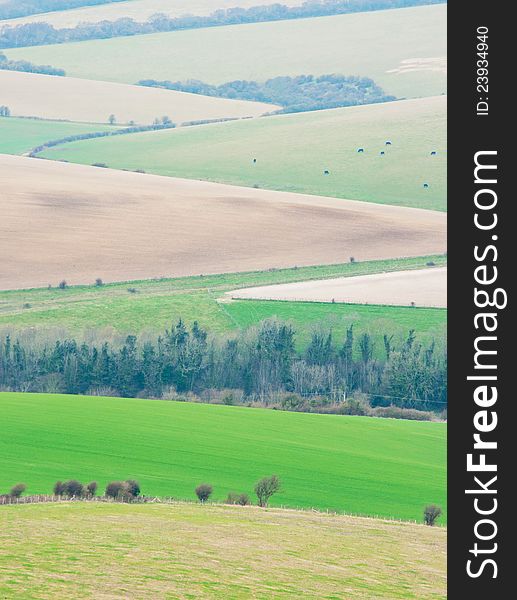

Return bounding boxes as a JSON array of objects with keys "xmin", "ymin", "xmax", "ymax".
[
  {"xmin": 5, "ymin": 4, "xmax": 447, "ymax": 99},
  {"xmin": 38, "ymin": 97, "xmax": 447, "ymax": 210},
  {"xmin": 0, "ymin": 117, "xmax": 116, "ymax": 155},
  {"xmin": 0, "ymin": 255, "xmax": 447, "ymax": 346},
  {"xmin": 0, "ymin": 392, "xmax": 446, "ymax": 522},
  {"xmin": 1, "ymin": 0, "xmax": 306, "ymax": 28},
  {"xmin": 0, "ymin": 503, "xmax": 447, "ymax": 599}
]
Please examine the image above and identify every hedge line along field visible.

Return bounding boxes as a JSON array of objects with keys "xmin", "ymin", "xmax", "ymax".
[
  {"xmin": 1, "ymin": 0, "xmax": 306, "ymax": 28},
  {"xmin": 0, "ymin": 393, "xmax": 447, "ymax": 522},
  {"xmin": 0, "ymin": 255, "xmax": 447, "ymax": 345},
  {"xmin": 38, "ymin": 96, "xmax": 447, "ymax": 210},
  {"xmin": 0, "ymin": 503, "xmax": 447, "ymax": 599},
  {"xmin": 0, "ymin": 116, "xmax": 117, "ymax": 154},
  {"xmin": 0, "ymin": 71, "xmax": 278, "ymax": 125},
  {"xmin": 5, "ymin": 4, "xmax": 447, "ymax": 99}
]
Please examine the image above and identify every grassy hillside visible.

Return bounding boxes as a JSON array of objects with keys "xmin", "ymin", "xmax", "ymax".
[
  {"xmin": 0, "ymin": 117, "xmax": 115, "ymax": 154},
  {"xmin": 39, "ymin": 97, "xmax": 447, "ymax": 210},
  {"xmin": 0, "ymin": 503, "xmax": 447, "ymax": 599},
  {"xmin": 0, "ymin": 392, "xmax": 446, "ymax": 521},
  {"xmin": 0, "ymin": 255, "xmax": 447, "ymax": 345},
  {"xmin": 1, "ymin": 0, "xmax": 306, "ymax": 27},
  {"xmin": 5, "ymin": 5, "xmax": 447, "ymax": 99}
]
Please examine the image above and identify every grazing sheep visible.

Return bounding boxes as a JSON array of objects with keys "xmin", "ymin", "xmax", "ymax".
[
  {"xmin": 423, "ymin": 183, "xmax": 429, "ymax": 189},
  {"xmin": 430, "ymin": 151, "xmax": 437, "ymax": 156},
  {"xmin": 380, "ymin": 151, "xmax": 385, "ymax": 155},
  {"xmin": 252, "ymin": 158, "xmax": 257, "ymax": 163},
  {"xmin": 357, "ymin": 148, "xmax": 364, "ymax": 153},
  {"xmin": 385, "ymin": 141, "xmax": 392, "ymax": 145},
  {"xmin": 324, "ymin": 170, "xmax": 330, "ymax": 175}
]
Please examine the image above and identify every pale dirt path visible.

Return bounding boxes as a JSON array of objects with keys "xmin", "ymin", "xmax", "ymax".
[
  {"xmin": 227, "ymin": 267, "xmax": 447, "ymax": 308},
  {"xmin": 0, "ymin": 154, "xmax": 446, "ymax": 291}
]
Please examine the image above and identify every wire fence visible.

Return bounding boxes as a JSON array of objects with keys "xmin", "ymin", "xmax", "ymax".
[{"xmin": 0, "ymin": 495, "xmax": 446, "ymax": 527}]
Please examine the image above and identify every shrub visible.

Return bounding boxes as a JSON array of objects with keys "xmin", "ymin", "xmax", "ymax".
[
  {"xmin": 125, "ymin": 480, "xmax": 140, "ymax": 498},
  {"xmin": 237, "ymin": 493, "xmax": 250, "ymax": 506},
  {"xmin": 105, "ymin": 480, "xmax": 140, "ymax": 499},
  {"xmin": 226, "ymin": 492, "xmax": 250, "ymax": 505},
  {"xmin": 339, "ymin": 395, "xmax": 370, "ymax": 416},
  {"xmin": 105, "ymin": 481, "xmax": 124, "ymax": 499},
  {"xmin": 254, "ymin": 475, "xmax": 281, "ymax": 508},
  {"xmin": 58, "ymin": 280, "xmax": 67, "ymax": 290},
  {"xmin": 370, "ymin": 406, "xmax": 434, "ymax": 421},
  {"xmin": 225, "ymin": 492, "xmax": 240, "ymax": 505},
  {"xmin": 64, "ymin": 480, "xmax": 84, "ymax": 497},
  {"xmin": 86, "ymin": 482, "xmax": 98, "ymax": 497},
  {"xmin": 53, "ymin": 481, "xmax": 66, "ymax": 496},
  {"xmin": 195, "ymin": 483, "xmax": 213, "ymax": 503},
  {"xmin": 94, "ymin": 278, "xmax": 103, "ymax": 287},
  {"xmin": 424, "ymin": 504, "xmax": 442, "ymax": 526},
  {"xmin": 9, "ymin": 483, "xmax": 26, "ymax": 498}
]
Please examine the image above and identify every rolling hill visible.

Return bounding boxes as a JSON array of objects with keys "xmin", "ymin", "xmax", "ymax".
[
  {"xmin": 4, "ymin": 4, "xmax": 447, "ymax": 99},
  {"xmin": 0, "ymin": 255, "xmax": 447, "ymax": 345},
  {"xmin": 38, "ymin": 96, "xmax": 447, "ymax": 210},
  {"xmin": 0, "ymin": 70, "xmax": 277, "ymax": 125},
  {"xmin": 0, "ymin": 392, "xmax": 447, "ymax": 521},
  {"xmin": 0, "ymin": 154, "xmax": 447, "ymax": 290},
  {"xmin": 0, "ymin": 116, "xmax": 116, "ymax": 154},
  {"xmin": 0, "ymin": 0, "xmax": 306, "ymax": 28},
  {"xmin": 0, "ymin": 503, "xmax": 447, "ymax": 599}
]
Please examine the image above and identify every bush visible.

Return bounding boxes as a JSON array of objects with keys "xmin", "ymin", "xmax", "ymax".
[
  {"xmin": 195, "ymin": 483, "xmax": 213, "ymax": 503},
  {"xmin": 94, "ymin": 278, "xmax": 103, "ymax": 287},
  {"xmin": 64, "ymin": 480, "xmax": 84, "ymax": 497},
  {"xmin": 10, "ymin": 483, "xmax": 26, "ymax": 498},
  {"xmin": 226, "ymin": 492, "xmax": 250, "ymax": 506},
  {"xmin": 254, "ymin": 475, "xmax": 281, "ymax": 508},
  {"xmin": 105, "ymin": 480, "xmax": 140, "ymax": 500},
  {"xmin": 424, "ymin": 504, "xmax": 442, "ymax": 526},
  {"xmin": 53, "ymin": 481, "xmax": 66, "ymax": 496},
  {"xmin": 370, "ymin": 406, "xmax": 434, "ymax": 421},
  {"xmin": 125, "ymin": 480, "xmax": 140, "ymax": 498},
  {"xmin": 58, "ymin": 280, "xmax": 67, "ymax": 290},
  {"xmin": 86, "ymin": 482, "xmax": 98, "ymax": 497},
  {"xmin": 105, "ymin": 481, "xmax": 124, "ymax": 499}
]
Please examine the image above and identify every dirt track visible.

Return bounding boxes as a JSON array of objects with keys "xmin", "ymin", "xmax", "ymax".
[
  {"xmin": 227, "ymin": 267, "xmax": 447, "ymax": 307},
  {"xmin": 0, "ymin": 154, "xmax": 446, "ymax": 290}
]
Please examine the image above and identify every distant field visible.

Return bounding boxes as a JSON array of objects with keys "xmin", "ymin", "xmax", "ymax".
[
  {"xmin": 40, "ymin": 97, "xmax": 447, "ymax": 210},
  {"xmin": 0, "ymin": 71, "xmax": 278, "ymax": 125},
  {"xmin": 5, "ymin": 5, "xmax": 447, "ymax": 99},
  {"xmin": 0, "ymin": 0, "xmax": 306, "ymax": 27},
  {"xmin": 0, "ymin": 392, "xmax": 447, "ymax": 521},
  {"xmin": 0, "ymin": 503, "xmax": 447, "ymax": 600},
  {"xmin": 228, "ymin": 267, "xmax": 448, "ymax": 307},
  {"xmin": 0, "ymin": 117, "xmax": 115, "ymax": 154},
  {"xmin": 0, "ymin": 154, "xmax": 447, "ymax": 290},
  {"xmin": 0, "ymin": 255, "xmax": 447, "ymax": 347}
]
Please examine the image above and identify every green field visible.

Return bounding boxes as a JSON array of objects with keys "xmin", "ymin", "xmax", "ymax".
[
  {"xmin": 0, "ymin": 503, "xmax": 447, "ymax": 599},
  {"xmin": 0, "ymin": 392, "xmax": 446, "ymax": 521},
  {"xmin": 5, "ymin": 5, "xmax": 447, "ymax": 99},
  {"xmin": 0, "ymin": 117, "xmax": 115, "ymax": 155},
  {"xmin": 39, "ymin": 97, "xmax": 447, "ymax": 210},
  {"xmin": 0, "ymin": 256, "xmax": 447, "ymax": 345}
]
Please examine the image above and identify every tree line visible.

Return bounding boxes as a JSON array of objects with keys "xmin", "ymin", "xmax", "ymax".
[
  {"xmin": 0, "ymin": 319, "xmax": 447, "ymax": 416},
  {"xmin": 0, "ymin": 1, "xmax": 447, "ymax": 48},
  {"xmin": 138, "ymin": 74, "xmax": 396, "ymax": 114},
  {"xmin": 0, "ymin": 51, "xmax": 65, "ymax": 75},
  {"xmin": 0, "ymin": 0, "xmax": 125, "ymax": 21}
]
